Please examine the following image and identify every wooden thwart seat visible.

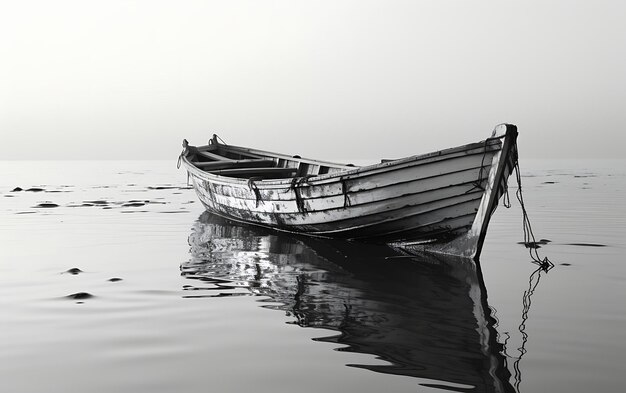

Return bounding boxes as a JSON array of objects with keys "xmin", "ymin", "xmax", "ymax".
[
  {"xmin": 208, "ymin": 167, "xmax": 298, "ymax": 178},
  {"xmin": 192, "ymin": 154, "xmax": 297, "ymax": 178},
  {"xmin": 197, "ymin": 150, "xmax": 233, "ymax": 161},
  {"xmin": 196, "ymin": 145, "xmax": 267, "ymax": 160},
  {"xmin": 193, "ymin": 158, "xmax": 276, "ymax": 171}
]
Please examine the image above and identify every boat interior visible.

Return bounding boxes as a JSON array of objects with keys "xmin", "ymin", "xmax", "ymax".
[{"xmin": 187, "ymin": 135, "xmax": 354, "ymax": 179}]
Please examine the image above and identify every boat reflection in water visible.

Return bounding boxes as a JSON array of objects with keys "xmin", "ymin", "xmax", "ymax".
[{"xmin": 182, "ymin": 212, "xmax": 515, "ymax": 393}]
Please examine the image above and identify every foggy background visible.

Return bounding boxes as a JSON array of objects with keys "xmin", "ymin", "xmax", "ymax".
[{"xmin": 1, "ymin": 1, "xmax": 625, "ymax": 160}]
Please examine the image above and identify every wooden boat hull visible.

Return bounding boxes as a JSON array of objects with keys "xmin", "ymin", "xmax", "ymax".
[{"xmin": 180, "ymin": 124, "xmax": 518, "ymax": 260}]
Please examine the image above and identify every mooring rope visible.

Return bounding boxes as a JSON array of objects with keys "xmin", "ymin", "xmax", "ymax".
[
  {"xmin": 511, "ymin": 156, "xmax": 554, "ymax": 271},
  {"xmin": 215, "ymin": 134, "xmax": 228, "ymax": 145},
  {"xmin": 177, "ymin": 139, "xmax": 189, "ymax": 169}
]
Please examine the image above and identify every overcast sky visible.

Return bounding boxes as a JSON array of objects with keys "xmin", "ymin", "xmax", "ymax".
[{"xmin": 1, "ymin": 1, "xmax": 625, "ymax": 160}]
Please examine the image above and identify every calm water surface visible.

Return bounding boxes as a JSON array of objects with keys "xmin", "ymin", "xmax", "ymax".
[{"xmin": 1, "ymin": 159, "xmax": 625, "ymax": 393}]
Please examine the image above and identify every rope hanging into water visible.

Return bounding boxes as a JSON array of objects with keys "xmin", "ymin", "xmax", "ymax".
[
  {"xmin": 509, "ymin": 154, "xmax": 554, "ymax": 271},
  {"xmin": 177, "ymin": 139, "xmax": 188, "ymax": 169}
]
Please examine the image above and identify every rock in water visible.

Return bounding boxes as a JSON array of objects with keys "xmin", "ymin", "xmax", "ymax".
[
  {"xmin": 67, "ymin": 292, "xmax": 94, "ymax": 300},
  {"xmin": 34, "ymin": 203, "xmax": 59, "ymax": 208},
  {"xmin": 66, "ymin": 268, "xmax": 83, "ymax": 275}
]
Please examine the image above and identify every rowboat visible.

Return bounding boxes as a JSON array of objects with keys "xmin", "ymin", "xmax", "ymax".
[{"xmin": 179, "ymin": 123, "xmax": 518, "ymax": 260}]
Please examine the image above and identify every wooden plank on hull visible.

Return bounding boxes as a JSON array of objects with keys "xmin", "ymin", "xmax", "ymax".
[
  {"xmin": 202, "ymin": 160, "xmax": 492, "ymax": 204},
  {"xmin": 336, "ymin": 142, "xmax": 501, "ymax": 182},
  {"xmin": 205, "ymin": 186, "xmax": 483, "ymax": 236},
  {"xmin": 343, "ymin": 152, "xmax": 496, "ymax": 193},
  {"xmin": 194, "ymin": 164, "xmax": 491, "ymax": 224},
  {"xmin": 205, "ymin": 180, "xmax": 484, "ymax": 222},
  {"xmin": 350, "ymin": 214, "xmax": 477, "ymax": 243},
  {"xmin": 298, "ymin": 195, "xmax": 483, "ymax": 233}
]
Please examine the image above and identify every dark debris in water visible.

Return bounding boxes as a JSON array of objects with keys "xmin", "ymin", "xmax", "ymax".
[
  {"xmin": 67, "ymin": 202, "xmax": 102, "ymax": 207},
  {"xmin": 108, "ymin": 277, "xmax": 123, "ymax": 282},
  {"xmin": 12, "ymin": 187, "xmax": 23, "ymax": 192},
  {"xmin": 16, "ymin": 195, "xmax": 179, "ymax": 211},
  {"xmin": 542, "ymin": 181, "xmax": 557, "ymax": 184},
  {"xmin": 518, "ymin": 239, "xmax": 551, "ymax": 249},
  {"xmin": 34, "ymin": 203, "xmax": 59, "ymax": 208},
  {"xmin": 122, "ymin": 202, "xmax": 146, "ymax": 207},
  {"xmin": 519, "ymin": 240, "xmax": 606, "ymax": 249},
  {"xmin": 118, "ymin": 200, "xmax": 166, "ymax": 208},
  {"xmin": 84, "ymin": 200, "xmax": 109, "ymax": 205},
  {"xmin": 560, "ymin": 263, "xmax": 572, "ymax": 266},
  {"xmin": 565, "ymin": 243, "xmax": 607, "ymax": 247},
  {"xmin": 26, "ymin": 187, "xmax": 45, "ymax": 192},
  {"xmin": 65, "ymin": 268, "xmax": 83, "ymax": 275},
  {"xmin": 66, "ymin": 292, "xmax": 94, "ymax": 300},
  {"xmin": 148, "ymin": 186, "xmax": 178, "ymax": 190}
]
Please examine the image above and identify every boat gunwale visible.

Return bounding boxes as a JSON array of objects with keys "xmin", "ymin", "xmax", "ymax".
[{"xmin": 181, "ymin": 134, "xmax": 505, "ymax": 188}]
